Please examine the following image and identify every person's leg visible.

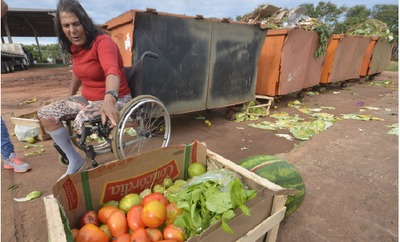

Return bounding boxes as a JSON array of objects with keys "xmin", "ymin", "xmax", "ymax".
[
  {"xmin": 1, "ymin": 117, "xmax": 31, "ymax": 172},
  {"xmin": 1, "ymin": 117, "xmax": 14, "ymax": 159},
  {"xmin": 38, "ymin": 96, "xmax": 88, "ymax": 175},
  {"xmin": 47, "ymin": 127, "xmax": 85, "ymax": 174}
]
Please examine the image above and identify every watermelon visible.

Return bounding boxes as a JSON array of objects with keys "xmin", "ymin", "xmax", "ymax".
[{"xmin": 239, "ymin": 155, "xmax": 305, "ymax": 216}]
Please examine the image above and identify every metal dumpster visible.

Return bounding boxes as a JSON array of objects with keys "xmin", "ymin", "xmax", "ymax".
[
  {"xmin": 360, "ymin": 37, "xmax": 379, "ymax": 77},
  {"xmin": 361, "ymin": 38, "xmax": 394, "ymax": 77},
  {"xmin": 105, "ymin": 10, "xmax": 266, "ymax": 114},
  {"xmin": 320, "ymin": 34, "xmax": 371, "ymax": 84},
  {"xmin": 256, "ymin": 28, "xmax": 324, "ymax": 97}
]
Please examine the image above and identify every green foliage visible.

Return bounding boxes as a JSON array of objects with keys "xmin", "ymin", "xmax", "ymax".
[
  {"xmin": 311, "ymin": 22, "xmax": 331, "ymax": 57},
  {"xmin": 303, "ymin": 1, "xmax": 346, "ymax": 26},
  {"xmin": 387, "ymin": 61, "xmax": 398, "ymax": 71},
  {"xmin": 168, "ymin": 169, "xmax": 256, "ymax": 238},
  {"xmin": 371, "ymin": 4, "xmax": 398, "ymax": 42},
  {"xmin": 345, "ymin": 5, "xmax": 371, "ymax": 19},
  {"xmin": 348, "ymin": 19, "xmax": 394, "ymax": 41},
  {"xmin": 23, "ymin": 43, "xmax": 69, "ymax": 64}
]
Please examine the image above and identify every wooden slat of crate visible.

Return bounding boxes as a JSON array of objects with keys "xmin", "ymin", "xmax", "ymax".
[{"xmin": 10, "ymin": 112, "xmax": 51, "ymax": 141}]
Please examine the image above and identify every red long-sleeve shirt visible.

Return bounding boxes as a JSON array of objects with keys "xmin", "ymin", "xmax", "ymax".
[{"xmin": 70, "ymin": 34, "xmax": 131, "ymax": 101}]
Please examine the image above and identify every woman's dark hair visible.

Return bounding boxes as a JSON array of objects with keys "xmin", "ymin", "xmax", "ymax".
[{"xmin": 54, "ymin": 0, "xmax": 103, "ymax": 53}]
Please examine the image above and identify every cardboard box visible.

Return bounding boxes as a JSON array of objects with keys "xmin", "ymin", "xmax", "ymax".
[
  {"xmin": 44, "ymin": 142, "xmax": 295, "ymax": 242},
  {"xmin": 10, "ymin": 112, "xmax": 51, "ymax": 141}
]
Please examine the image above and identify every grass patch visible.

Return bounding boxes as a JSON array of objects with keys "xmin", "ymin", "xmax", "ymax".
[{"xmin": 387, "ymin": 61, "xmax": 398, "ymax": 71}]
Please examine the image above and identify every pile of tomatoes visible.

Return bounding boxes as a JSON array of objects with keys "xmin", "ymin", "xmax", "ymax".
[{"xmin": 72, "ymin": 192, "xmax": 186, "ymax": 242}]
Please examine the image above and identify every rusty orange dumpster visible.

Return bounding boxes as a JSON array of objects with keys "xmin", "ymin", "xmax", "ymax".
[
  {"xmin": 256, "ymin": 28, "xmax": 325, "ymax": 97},
  {"xmin": 360, "ymin": 37, "xmax": 379, "ymax": 77},
  {"xmin": 360, "ymin": 38, "xmax": 394, "ymax": 77},
  {"xmin": 320, "ymin": 34, "xmax": 371, "ymax": 84}
]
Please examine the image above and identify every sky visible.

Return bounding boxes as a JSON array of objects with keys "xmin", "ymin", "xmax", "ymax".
[{"xmin": 5, "ymin": 0, "xmax": 399, "ymax": 45}]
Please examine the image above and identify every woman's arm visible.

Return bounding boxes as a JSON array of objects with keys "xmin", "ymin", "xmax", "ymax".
[
  {"xmin": 69, "ymin": 72, "xmax": 82, "ymax": 96},
  {"xmin": 101, "ymin": 74, "xmax": 120, "ymax": 128}
]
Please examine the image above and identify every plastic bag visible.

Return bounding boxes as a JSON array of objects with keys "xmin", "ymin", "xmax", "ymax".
[
  {"xmin": 14, "ymin": 125, "xmax": 39, "ymax": 142},
  {"xmin": 185, "ymin": 169, "xmax": 240, "ymax": 191}
]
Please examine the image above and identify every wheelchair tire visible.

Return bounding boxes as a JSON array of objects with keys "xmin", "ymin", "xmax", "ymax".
[
  {"xmin": 59, "ymin": 155, "xmax": 69, "ymax": 166},
  {"xmin": 111, "ymin": 95, "xmax": 171, "ymax": 159}
]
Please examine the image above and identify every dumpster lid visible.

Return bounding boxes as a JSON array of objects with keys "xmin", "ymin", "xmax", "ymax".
[{"xmin": 104, "ymin": 8, "xmax": 259, "ymax": 30}]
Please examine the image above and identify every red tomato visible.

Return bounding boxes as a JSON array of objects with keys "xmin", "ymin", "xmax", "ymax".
[
  {"xmin": 141, "ymin": 200, "xmax": 167, "ymax": 228},
  {"xmin": 165, "ymin": 202, "xmax": 182, "ymax": 225},
  {"xmin": 146, "ymin": 227, "xmax": 163, "ymax": 241},
  {"xmin": 107, "ymin": 209, "xmax": 128, "ymax": 238},
  {"xmin": 114, "ymin": 233, "xmax": 132, "ymax": 242},
  {"xmin": 163, "ymin": 224, "xmax": 185, "ymax": 242},
  {"xmin": 75, "ymin": 223, "xmax": 109, "ymax": 242},
  {"xmin": 131, "ymin": 227, "xmax": 152, "ymax": 242},
  {"xmin": 98, "ymin": 206, "xmax": 120, "ymax": 224},
  {"xmin": 127, "ymin": 205, "xmax": 146, "ymax": 231},
  {"xmin": 142, "ymin": 192, "xmax": 169, "ymax": 206}
]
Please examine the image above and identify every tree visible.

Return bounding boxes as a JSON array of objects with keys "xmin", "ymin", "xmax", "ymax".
[
  {"xmin": 333, "ymin": 5, "xmax": 371, "ymax": 34},
  {"xmin": 301, "ymin": 1, "xmax": 346, "ymax": 27},
  {"xmin": 22, "ymin": 44, "xmax": 67, "ymax": 64},
  {"xmin": 371, "ymin": 4, "xmax": 398, "ymax": 42}
]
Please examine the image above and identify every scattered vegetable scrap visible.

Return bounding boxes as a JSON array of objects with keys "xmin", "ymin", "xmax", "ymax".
[
  {"xmin": 8, "ymin": 184, "xmax": 19, "ymax": 191},
  {"xmin": 247, "ymin": 96, "xmax": 387, "ymax": 141},
  {"xmin": 14, "ymin": 191, "xmax": 42, "ymax": 202},
  {"xmin": 235, "ymin": 101, "xmax": 268, "ymax": 122},
  {"xmin": 204, "ymin": 120, "xmax": 212, "ymax": 126},
  {"xmin": 289, "ymin": 120, "xmax": 333, "ymax": 141},
  {"xmin": 23, "ymin": 143, "xmax": 45, "ymax": 149},
  {"xmin": 365, "ymin": 106, "xmax": 380, "ymax": 110},
  {"xmin": 24, "ymin": 149, "xmax": 45, "ymax": 157},
  {"xmin": 275, "ymin": 134, "xmax": 294, "ymax": 141},
  {"xmin": 368, "ymin": 80, "xmax": 394, "ymax": 88},
  {"xmin": 387, "ymin": 124, "xmax": 398, "ymax": 135},
  {"xmin": 340, "ymin": 114, "xmax": 384, "ymax": 121},
  {"xmin": 19, "ymin": 98, "xmax": 37, "ymax": 105},
  {"xmin": 124, "ymin": 127, "xmax": 137, "ymax": 137}
]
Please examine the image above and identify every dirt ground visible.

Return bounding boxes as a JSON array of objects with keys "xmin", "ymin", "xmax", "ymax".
[{"xmin": 1, "ymin": 66, "xmax": 398, "ymax": 242}]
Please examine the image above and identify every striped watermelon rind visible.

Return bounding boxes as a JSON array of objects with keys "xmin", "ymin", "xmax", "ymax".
[{"xmin": 239, "ymin": 155, "xmax": 305, "ymax": 216}]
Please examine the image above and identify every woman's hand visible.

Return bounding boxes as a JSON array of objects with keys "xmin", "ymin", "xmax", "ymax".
[{"xmin": 101, "ymin": 95, "xmax": 119, "ymax": 128}]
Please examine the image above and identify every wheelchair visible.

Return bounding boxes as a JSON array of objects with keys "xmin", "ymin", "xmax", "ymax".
[{"xmin": 55, "ymin": 52, "xmax": 171, "ymax": 168}]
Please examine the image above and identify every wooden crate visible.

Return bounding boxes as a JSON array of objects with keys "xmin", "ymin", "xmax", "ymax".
[
  {"xmin": 44, "ymin": 142, "xmax": 295, "ymax": 242},
  {"xmin": 10, "ymin": 112, "xmax": 51, "ymax": 141}
]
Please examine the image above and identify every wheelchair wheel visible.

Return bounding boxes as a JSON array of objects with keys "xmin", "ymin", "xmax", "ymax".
[{"xmin": 111, "ymin": 95, "xmax": 171, "ymax": 159}]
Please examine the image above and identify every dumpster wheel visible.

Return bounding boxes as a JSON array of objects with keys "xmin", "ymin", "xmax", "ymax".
[
  {"xmin": 296, "ymin": 91, "xmax": 306, "ymax": 99},
  {"xmin": 340, "ymin": 81, "xmax": 349, "ymax": 88},
  {"xmin": 313, "ymin": 85, "xmax": 327, "ymax": 93}
]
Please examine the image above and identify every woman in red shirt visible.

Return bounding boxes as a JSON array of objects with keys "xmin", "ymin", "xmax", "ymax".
[{"xmin": 38, "ymin": 0, "xmax": 131, "ymax": 178}]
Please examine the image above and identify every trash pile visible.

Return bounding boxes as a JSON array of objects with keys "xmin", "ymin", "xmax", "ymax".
[
  {"xmin": 348, "ymin": 18, "xmax": 394, "ymax": 42},
  {"xmin": 240, "ymin": 5, "xmax": 331, "ymax": 57},
  {"xmin": 244, "ymin": 97, "xmax": 391, "ymax": 141}
]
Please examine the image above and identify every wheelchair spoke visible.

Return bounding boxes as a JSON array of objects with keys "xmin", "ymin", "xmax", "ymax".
[{"xmin": 112, "ymin": 95, "xmax": 171, "ymax": 160}]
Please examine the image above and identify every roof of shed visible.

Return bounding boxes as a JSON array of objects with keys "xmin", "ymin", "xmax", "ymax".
[{"xmin": 1, "ymin": 8, "xmax": 57, "ymax": 37}]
